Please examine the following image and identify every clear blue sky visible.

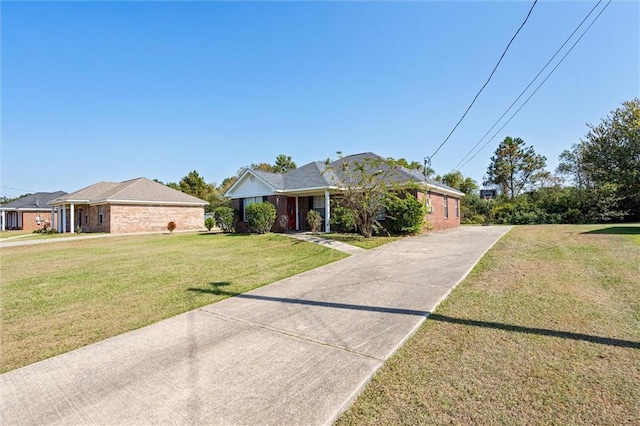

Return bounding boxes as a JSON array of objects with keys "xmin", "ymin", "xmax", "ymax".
[{"xmin": 2, "ymin": 1, "xmax": 638, "ymax": 197}]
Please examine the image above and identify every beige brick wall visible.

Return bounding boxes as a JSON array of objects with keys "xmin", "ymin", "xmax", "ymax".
[{"xmin": 108, "ymin": 204, "xmax": 204, "ymax": 234}]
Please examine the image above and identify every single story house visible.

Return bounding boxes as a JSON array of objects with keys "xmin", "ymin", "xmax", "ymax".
[
  {"xmin": 48, "ymin": 177, "xmax": 208, "ymax": 234},
  {"xmin": 0, "ymin": 191, "xmax": 67, "ymax": 231},
  {"xmin": 224, "ymin": 152, "xmax": 464, "ymax": 233}
]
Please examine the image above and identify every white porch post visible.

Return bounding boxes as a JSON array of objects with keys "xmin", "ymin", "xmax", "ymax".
[
  {"xmin": 17, "ymin": 211, "xmax": 22, "ymax": 229},
  {"xmin": 51, "ymin": 207, "xmax": 55, "ymax": 230},
  {"xmin": 62, "ymin": 206, "xmax": 67, "ymax": 233},
  {"xmin": 57, "ymin": 207, "xmax": 62, "ymax": 232},
  {"xmin": 324, "ymin": 190, "xmax": 331, "ymax": 233},
  {"xmin": 70, "ymin": 203, "xmax": 75, "ymax": 233},
  {"xmin": 295, "ymin": 197, "xmax": 299, "ymax": 231},
  {"xmin": 1, "ymin": 210, "xmax": 5, "ymax": 231}
]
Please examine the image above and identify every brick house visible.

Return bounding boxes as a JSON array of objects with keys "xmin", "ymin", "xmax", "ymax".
[
  {"xmin": 0, "ymin": 191, "xmax": 67, "ymax": 231},
  {"xmin": 48, "ymin": 178, "xmax": 207, "ymax": 234},
  {"xmin": 224, "ymin": 152, "xmax": 464, "ymax": 233}
]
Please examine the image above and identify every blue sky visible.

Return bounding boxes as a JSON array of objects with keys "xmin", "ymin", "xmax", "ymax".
[{"xmin": 2, "ymin": 1, "xmax": 638, "ymax": 196}]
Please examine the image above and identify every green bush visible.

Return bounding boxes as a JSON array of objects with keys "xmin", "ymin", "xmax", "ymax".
[
  {"xmin": 246, "ymin": 202, "xmax": 276, "ymax": 234},
  {"xmin": 385, "ymin": 194, "xmax": 426, "ymax": 235},
  {"xmin": 213, "ymin": 206, "xmax": 235, "ymax": 233},
  {"xmin": 330, "ymin": 203, "xmax": 356, "ymax": 233},
  {"xmin": 307, "ymin": 210, "xmax": 323, "ymax": 233},
  {"xmin": 204, "ymin": 216, "xmax": 215, "ymax": 231}
]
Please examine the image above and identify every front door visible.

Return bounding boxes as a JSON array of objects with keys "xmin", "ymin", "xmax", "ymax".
[{"xmin": 287, "ymin": 197, "xmax": 296, "ymax": 230}]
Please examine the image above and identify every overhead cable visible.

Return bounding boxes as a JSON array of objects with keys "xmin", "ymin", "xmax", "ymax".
[
  {"xmin": 451, "ymin": 0, "xmax": 603, "ymax": 172},
  {"xmin": 455, "ymin": 0, "xmax": 613, "ymax": 172},
  {"xmin": 426, "ymin": 0, "xmax": 539, "ymax": 162}
]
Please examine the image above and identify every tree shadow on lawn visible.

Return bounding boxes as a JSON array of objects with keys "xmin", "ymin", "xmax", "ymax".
[
  {"xmin": 186, "ymin": 285, "xmax": 639, "ymax": 349},
  {"xmin": 582, "ymin": 225, "xmax": 640, "ymax": 235}
]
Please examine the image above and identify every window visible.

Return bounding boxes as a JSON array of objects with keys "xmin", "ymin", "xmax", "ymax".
[
  {"xmin": 242, "ymin": 196, "xmax": 262, "ymax": 222},
  {"xmin": 313, "ymin": 196, "xmax": 325, "ymax": 218},
  {"xmin": 443, "ymin": 195, "xmax": 449, "ymax": 219},
  {"xmin": 85, "ymin": 213, "xmax": 89, "ymax": 225},
  {"xmin": 98, "ymin": 206, "xmax": 104, "ymax": 224},
  {"xmin": 455, "ymin": 198, "xmax": 459, "ymax": 218}
]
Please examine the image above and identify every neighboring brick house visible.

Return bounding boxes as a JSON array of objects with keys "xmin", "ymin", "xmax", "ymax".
[
  {"xmin": 48, "ymin": 178, "xmax": 207, "ymax": 234},
  {"xmin": 225, "ymin": 152, "xmax": 464, "ymax": 233},
  {"xmin": 0, "ymin": 191, "xmax": 67, "ymax": 231}
]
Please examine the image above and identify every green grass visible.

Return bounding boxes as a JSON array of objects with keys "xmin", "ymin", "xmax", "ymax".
[
  {"xmin": 0, "ymin": 230, "xmax": 32, "ymax": 239},
  {"xmin": 338, "ymin": 224, "xmax": 640, "ymax": 425},
  {"xmin": 321, "ymin": 233, "xmax": 401, "ymax": 249},
  {"xmin": 0, "ymin": 232, "xmax": 347, "ymax": 373}
]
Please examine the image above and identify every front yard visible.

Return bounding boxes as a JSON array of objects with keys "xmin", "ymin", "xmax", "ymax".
[
  {"xmin": 338, "ymin": 224, "xmax": 639, "ymax": 425},
  {"xmin": 0, "ymin": 232, "xmax": 347, "ymax": 373}
]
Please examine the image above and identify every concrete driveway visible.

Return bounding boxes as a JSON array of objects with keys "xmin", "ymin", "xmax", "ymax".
[{"xmin": 1, "ymin": 225, "xmax": 511, "ymax": 425}]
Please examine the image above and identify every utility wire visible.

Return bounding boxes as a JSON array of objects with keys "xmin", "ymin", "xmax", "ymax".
[
  {"xmin": 0, "ymin": 185, "xmax": 37, "ymax": 193},
  {"xmin": 451, "ymin": 0, "xmax": 603, "ymax": 172},
  {"xmin": 426, "ymin": 0, "xmax": 538, "ymax": 162},
  {"xmin": 456, "ymin": 0, "xmax": 612, "ymax": 172}
]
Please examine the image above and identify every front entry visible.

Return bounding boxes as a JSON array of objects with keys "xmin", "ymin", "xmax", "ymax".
[{"xmin": 287, "ymin": 197, "xmax": 296, "ymax": 230}]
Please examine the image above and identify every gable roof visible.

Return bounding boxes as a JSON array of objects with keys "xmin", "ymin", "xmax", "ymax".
[
  {"xmin": 0, "ymin": 191, "xmax": 68, "ymax": 210},
  {"xmin": 49, "ymin": 178, "xmax": 207, "ymax": 206},
  {"xmin": 225, "ymin": 152, "xmax": 464, "ymax": 198}
]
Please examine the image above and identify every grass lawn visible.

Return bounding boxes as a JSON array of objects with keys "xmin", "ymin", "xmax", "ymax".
[
  {"xmin": 321, "ymin": 233, "xmax": 401, "ymax": 249},
  {"xmin": 0, "ymin": 230, "xmax": 32, "ymax": 239},
  {"xmin": 0, "ymin": 232, "xmax": 347, "ymax": 373},
  {"xmin": 338, "ymin": 224, "xmax": 640, "ymax": 425}
]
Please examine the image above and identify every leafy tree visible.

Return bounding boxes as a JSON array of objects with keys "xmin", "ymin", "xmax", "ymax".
[
  {"xmin": 436, "ymin": 171, "xmax": 479, "ymax": 195},
  {"xmin": 484, "ymin": 136, "xmax": 548, "ymax": 200},
  {"xmin": 396, "ymin": 158, "xmax": 434, "ymax": 177},
  {"xmin": 327, "ymin": 154, "xmax": 401, "ymax": 238},
  {"xmin": 580, "ymin": 98, "xmax": 640, "ymax": 220},
  {"xmin": 250, "ymin": 154, "xmax": 298, "ymax": 173},
  {"xmin": 273, "ymin": 154, "xmax": 297, "ymax": 173},
  {"xmin": 179, "ymin": 170, "xmax": 215, "ymax": 201},
  {"xmin": 204, "ymin": 217, "xmax": 215, "ymax": 231}
]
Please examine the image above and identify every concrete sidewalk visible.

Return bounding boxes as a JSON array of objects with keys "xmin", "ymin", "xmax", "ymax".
[{"xmin": 1, "ymin": 226, "xmax": 511, "ymax": 425}]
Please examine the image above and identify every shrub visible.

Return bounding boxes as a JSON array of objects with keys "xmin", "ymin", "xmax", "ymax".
[
  {"xmin": 213, "ymin": 206, "xmax": 235, "ymax": 233},
  {"xmin": 246, "ymin": 202, "xmax": 276, "ymax": 234},
  {"xmin": 307, "ymin": 210, "xmax": 322, "ymax": 233},
  {"xmin": 385, "ymin": 194, "xmax": 426, "ymax": 235},
  {"xmin": 167, "ymin": 221, "xmax": 176, "ymax": 234},
  {"xmin": 330, "ymin": 203, "xmax": 356, "ymax": 233},
  {"xmin": 204, "ymin": 216, "xmax": 215, "ymax": 231}
]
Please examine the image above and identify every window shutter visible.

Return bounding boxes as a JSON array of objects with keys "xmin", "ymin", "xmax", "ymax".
[
  {"xmin": 308, "ymin": 196, "xmax": 313, "ymax": 210},
  {"xmin": 239, "ymin": 198, "xmax": 245, "ymax": 222}
]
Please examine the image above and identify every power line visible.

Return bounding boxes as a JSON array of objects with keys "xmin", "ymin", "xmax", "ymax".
[
  {"xmin": 1, "ymin": 185, "xmax": 36, "ymax": 193},
  {"xmin": 426, "ymin": 0, "xmax": 538, "ymax": 162},
  {"xmin": 451, "ymin": 0, "xmax": 603, "ymax": 172},
  {"xmin": 455, "ymin": 0, "xmax": 612, "ymax": 172}
]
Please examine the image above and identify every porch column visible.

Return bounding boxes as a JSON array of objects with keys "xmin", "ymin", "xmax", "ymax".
[
  {"xmin": 17, "ymin": 211, "xmax": 22, "ymax": 229},
  {"xmin": 62, "ymin": 206, "xmax": 67, "ymax": 233},
  {"xmin": 70, "ymin": 203, "xmax": 75, "ymax": 233},
  {"xmin": 295, "ymin": 197, "xmax": 299, "ymax": 231},
  {"xmin": 51, "ymin": 207, "xmax": 55, "ymax": 230},
  {"xmin": 1, "ymin": 210, "xmax": 4, "ymax": 231},
  {"xmin": 324, "ymin": 190, "xmax": 331, "ymax": 233}
]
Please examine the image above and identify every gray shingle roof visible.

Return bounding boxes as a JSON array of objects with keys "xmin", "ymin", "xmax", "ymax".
[
  {"xmin": 50, "ymin": 178, "xmax": 207, "ymax": 205},
  {"xmin": 226, "ymin": 152, "xmax": 464, "ymax": 197},
  {"xmin": 1, "ymin": 191, "xmax": 68, "ymax": 210}
]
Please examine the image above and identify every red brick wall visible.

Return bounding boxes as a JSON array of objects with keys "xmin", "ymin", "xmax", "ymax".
[
  {"xmin": 18, "ymin": 211, "xmax": 57, "ymax": 231},
  {"xmin": 417, "ymin": 191, "xmax": 461, "ymax": 231},
  {"xmin": 232, "ymin": 196, "xmax": 289, "ymax": 233},
  {"xmin": 107, "ymin": 204, "xmax": 204, "ymax": 234}
]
